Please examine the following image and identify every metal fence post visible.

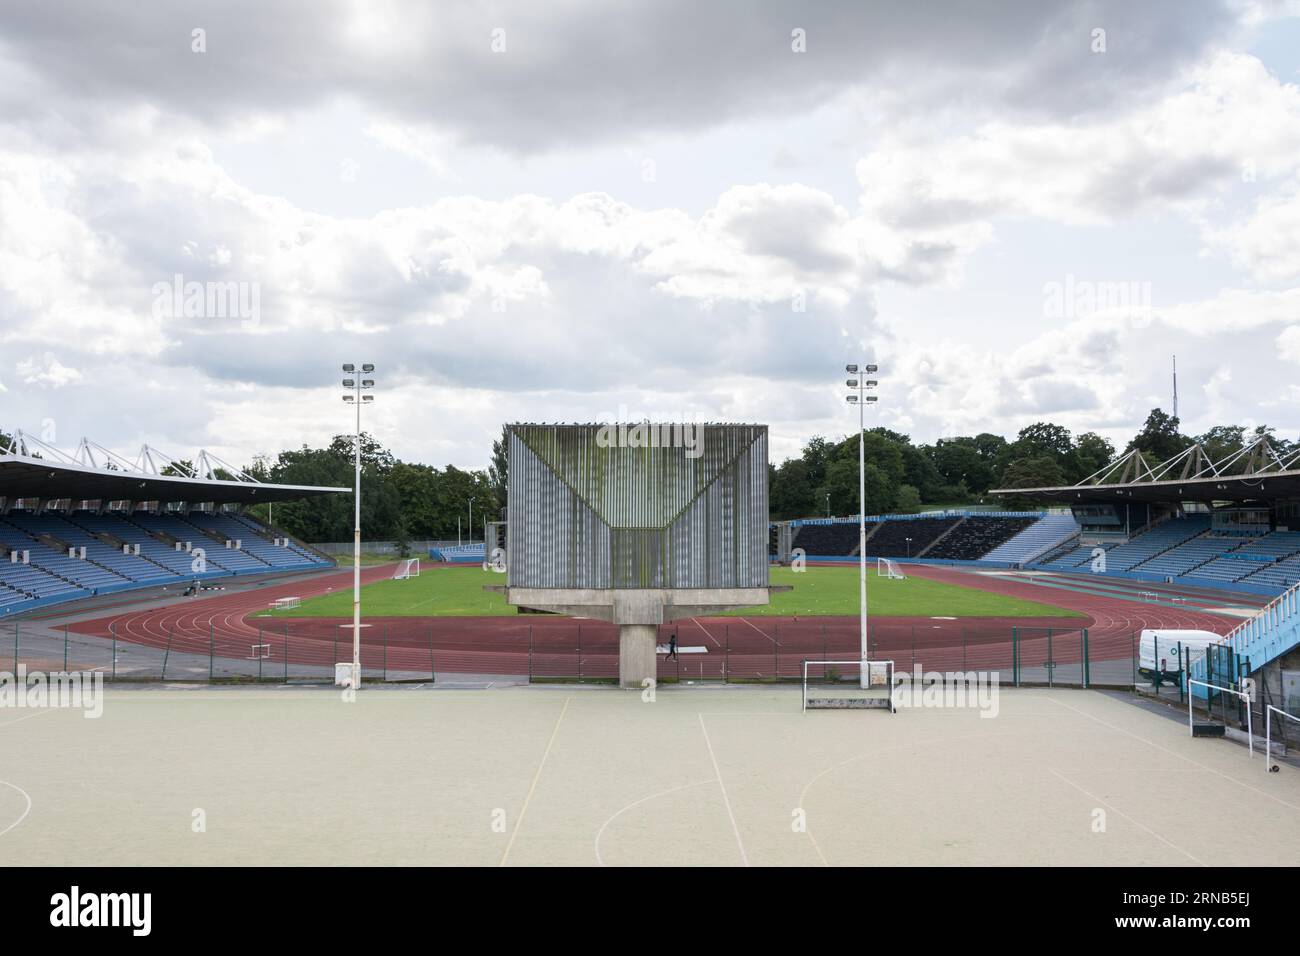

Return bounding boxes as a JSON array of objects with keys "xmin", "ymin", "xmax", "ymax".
[
  {"xmin": 724, "ymin": 625, "xmax": 730, "ymax": 684},
  {"xmin": 774, "ymin": 623, "xmax": 779, "ymax": 679},
  {"xmin": 162, "ymin": 625, "xmax": 173, "ymax": 681}
]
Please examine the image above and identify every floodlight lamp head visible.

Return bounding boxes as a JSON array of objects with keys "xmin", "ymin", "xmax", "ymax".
[
  {"xmin": 362, "ymin": 395, "xmax": 374, "ymax": 403},
  {"xmin": 864, "ymin": 380, "xmax": 878, "ymax": 387},
  {"xmin": 362, "ymin": 364, "xmax": 375, "ymax": 373},
  {"xmin": 343, "ymin": 395, "xmax": 355, "ymax": 403},
  {"xmin": 343, "ymin": 379, "xmax": 355, "ymax": 387},
  {"xmin": 361, "ymin": 379, "xmax": 374, "ymax": 387},
  {"xmin": 846, "ymin": 395, "xmax": 859, "ymax": 403},
  {"xmin": 864, "ymin": 396, "xmax": 878, "ymax": 403},
  {"xmin": 847, "ymin": 379, "xmax": 858, "ymax": 388},
  {"xmin": 865, "ymin": 364, "xmax": 878, "ymax": 373},
  {"xmin": 845, "ymin": 364, "xmax": 858, "ymax": 373},
  {"xmin": 342, "ymin": 364, "xmax": 356, "ymax": 373}
]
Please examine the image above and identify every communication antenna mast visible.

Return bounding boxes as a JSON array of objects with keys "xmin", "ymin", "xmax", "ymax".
[{"xmin": 1172, "ymin": 355, "xmax": 1178, "ymax": 422}]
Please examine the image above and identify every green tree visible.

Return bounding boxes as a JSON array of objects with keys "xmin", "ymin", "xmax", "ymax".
[{"xmin": 1126, "ymin": 408, "xmax": 1189, "ymax": 462}]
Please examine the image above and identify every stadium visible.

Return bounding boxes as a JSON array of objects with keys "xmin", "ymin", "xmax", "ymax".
[
  {"xmin": 5, "ymin": 3, "xmax": 1300, "ymax": 911},
  {"xmin": 1, "ymin": 415, "xmax": 1297, "ymax": 870}
]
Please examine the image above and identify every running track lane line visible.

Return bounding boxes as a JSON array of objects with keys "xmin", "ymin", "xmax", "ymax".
[
  {"xmin": 499, "ymin": 696, "xmax": 571, "ymax": 866},
  {"xmin": 698, "ymin": 713, "xmax": 749, "ymax": 866},
  {"xmin": 690, "ymin": 618, "xmax": 721, "ymax": 648}
]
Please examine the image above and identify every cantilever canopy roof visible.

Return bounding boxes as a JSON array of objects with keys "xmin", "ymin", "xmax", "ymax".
[
  {"xmin": 0, "ymin": 453, "xmax": 349, "ymax": 505},
  {"xmin": 990, "ymin": 469, "xmax": 1300, "ymax": 505},
  {"xmin": 990, "ymin": 437, "xmax": 1300, "ymax": 505}
]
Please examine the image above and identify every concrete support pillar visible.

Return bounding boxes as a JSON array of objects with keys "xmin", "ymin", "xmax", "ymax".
[{"xmin": 619, "ymin": 623, "xmax": 658, "ymax": 689}]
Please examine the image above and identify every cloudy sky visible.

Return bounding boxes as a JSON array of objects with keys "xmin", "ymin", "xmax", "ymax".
[{"xmin": 3, "ymin": 0, "xmax": 1300, "ymax": 471}]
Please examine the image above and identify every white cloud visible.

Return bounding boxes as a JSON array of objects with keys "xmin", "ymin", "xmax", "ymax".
[{"xmin": 1278, "ymin": 325, "xmax": 1300, "ymax": 362}]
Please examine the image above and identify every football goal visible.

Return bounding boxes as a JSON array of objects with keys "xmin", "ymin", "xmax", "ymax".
[
  {"xmin": 802, "ymin": 659, "xmax": 896, "ymax": 712},
  {"xmin": 393, "ymin": 558, "xmax": 420, "ymax": 580},
  {"xmin": 877, "ymin": 557, "xmax": 905, "ymax": 580},
  {"xmin": 1187, "ymin": 678, "xmax": 1252, "ymax": 755}
]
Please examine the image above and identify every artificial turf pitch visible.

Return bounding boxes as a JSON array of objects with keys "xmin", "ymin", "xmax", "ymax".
[{"xmin": 259, "ymin": 565, "xmax": 1084, "ymax": 619}]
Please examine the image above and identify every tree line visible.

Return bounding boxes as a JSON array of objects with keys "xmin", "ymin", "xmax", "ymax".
[
  {"xmin": 768, "ymin": 409, "xmax": 1297, "ymax": 519},
  {"xmin": 3, "ymin": 414, "xmax": 1295, "ymax": 538}
]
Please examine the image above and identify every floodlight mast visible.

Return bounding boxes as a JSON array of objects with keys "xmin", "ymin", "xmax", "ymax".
[
  {"xmin": 342, "ymin": 363, "xmax": 375, "ymax": 691},
  {"xmin": 846, "ymin": 363, "xmax": 879, "ymax": 689}
]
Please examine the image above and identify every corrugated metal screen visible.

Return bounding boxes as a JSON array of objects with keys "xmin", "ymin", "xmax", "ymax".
[{"xmin": 507, "ymin": 424, "xmax": 768, "ymax": 589}]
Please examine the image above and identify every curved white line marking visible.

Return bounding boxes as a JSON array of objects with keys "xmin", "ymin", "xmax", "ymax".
[
  {"xmin": 594, "ymin": 780, "xmax": 713, "ymax": 867},
  {"xmin": 0, "ymin": 780, "xmax": 32, "ymax": 838}
]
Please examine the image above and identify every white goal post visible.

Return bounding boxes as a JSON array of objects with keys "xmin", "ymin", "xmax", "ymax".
[
  {"xmin": 393, "ymin": 558, "xmax": 420, "ymax": 580},
  {"xmin": 877, "ymin": 557, "xmax": 905, "ymax": 580},
  {"xmin": 802, "ymin": 659, "xmax": 896, "ymax": 712},
  {"xmin": 1266, "ymin": 705, "xmax": 1298, "ymax": 773}
]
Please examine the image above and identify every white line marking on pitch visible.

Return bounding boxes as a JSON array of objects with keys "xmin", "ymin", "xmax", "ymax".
[
  {"xmin": 1040, "ymin": 695, "xmax": 1300, "ymax": 812},
  {"xmin": 500, "ymin": 695, "xmax": 571, "ymax": 866},
  {"xmin": 1048, "ymin": 769, "xmax": 1206, "ymax": 866},
  {"xmin": 594, "ymin": 780, "xmax": 712, "ymax": 867},
  {"xmin": 0, "ymin": 780, "xmax": 32, "ymax": 838},
  {"xmin": 0, "ymin": 710, "xmax": 53, "ymax": 729},
  {"xmin": 698, "ymin": 713, "xmax": 749, "ymax": 866}
]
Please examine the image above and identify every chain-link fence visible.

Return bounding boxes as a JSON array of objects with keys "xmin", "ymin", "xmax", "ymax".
[
  {"xmin": 4, "ymin": 620, "xmax": 437, "ymax": 684},
  {"xmin": 2, "ymin": 618, "xmax": 1145, "ymax": 688}
]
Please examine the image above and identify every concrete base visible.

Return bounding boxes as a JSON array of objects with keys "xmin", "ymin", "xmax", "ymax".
[
  {"xmin": 618, "ymin": 624, "xmax": 658, "ymax": 689},
  {"xmin": 495, "ymin": 585, "xmax": 787, "ymax": 688}
]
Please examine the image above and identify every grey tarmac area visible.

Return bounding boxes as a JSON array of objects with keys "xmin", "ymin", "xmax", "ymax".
[{"xmin": 0, "ymin": 684, "xmax": 1296, "ymax": 867}]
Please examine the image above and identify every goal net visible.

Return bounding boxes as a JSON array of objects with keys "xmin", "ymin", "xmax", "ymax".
[
  {"xmin": 393, "ymin": 558, "xmax": 420, "ymax": 580},
  {"xmin": 877, "ymin": 557, "xmax": 905, "ymax": 580},
  {"xmin": 802, "ymin": 659, "xmax": 896, "ymax": 712}
]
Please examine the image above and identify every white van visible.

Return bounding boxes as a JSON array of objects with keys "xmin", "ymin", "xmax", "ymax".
[{"xmin": 1138, "ymin": 628, "xmax": 1223, "ymax": 681}]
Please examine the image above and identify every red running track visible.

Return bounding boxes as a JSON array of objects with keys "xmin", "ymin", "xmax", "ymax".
[{"xmin": 63, "ymin": 563, "xmax": 1245, "ymax": 681}]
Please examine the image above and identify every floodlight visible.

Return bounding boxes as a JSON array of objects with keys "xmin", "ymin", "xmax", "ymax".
[
  {"xmin": 362, "ymin": 364, "xmax": 375, "ymax": 373},
  {"xmin": 343, "ymin": 395, "xmax": 355, "ymax": 403},
  {"xmin": 362, "ymin": 379, "xmax": 374, "ymax": 387},
  {"xmin": 846, "ymin": 395, "xmax": 859, "ymax": 403},
  {"xmin": 863, "ymin": 380, "xmax": 878, "ymax": 387},
  {"xmin": 362, "ymin": 395, "xmax": 374, "ymax": 402},
  {"xmin": 864, "ymin": 396, "xmax": 878, "ymax": 403},
  {"xmin": 343, "ymin": 379, "xmax": 355, "ymax": 387},
  {"xmin": 865, "ymin": 364, "xmax": 878, "ymax": 373},
  {"xmin": 847, "ymin": 379, "xmax": 858, "ymax": 387},
  {"xmin": 343, "ymin": 363, "xmax": 356, "ymax": 373},
  {"xmin": 846, "ymin": 364, "xmax": 858, "ymax": 373}
]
